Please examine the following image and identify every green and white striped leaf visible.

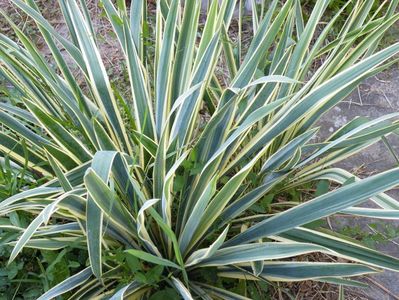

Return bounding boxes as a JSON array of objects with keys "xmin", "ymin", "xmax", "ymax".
[
  {"xmin": 225, "ymin": 168, "xmax": 399, "ymax": 247},
  {"xmin": 218, "ymin": 262, "xmax": 377, "ymax": 281},
  {"xmin": 195, "ymin": 242, "xmax": 328, "ymax": 267},
  {"xmin": 37, "ymin": 267, "xmax": 92, "ymax": 300},
  {"xmin": 171, "ymin": 277, "xmax": 194, "ymax": 300},
  {"xmin": 278, "ymin": 227, "xmax": 399, "ymax": 272}
]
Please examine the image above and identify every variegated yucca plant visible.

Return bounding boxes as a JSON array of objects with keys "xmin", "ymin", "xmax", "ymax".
[{"xmin": 2, "ymin": 0, "xmax": 399, "ymax": 298}]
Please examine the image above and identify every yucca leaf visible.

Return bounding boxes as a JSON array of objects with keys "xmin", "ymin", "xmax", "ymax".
[
  {"xmin": 26, "ymin": 0, "xmax": 92, "ymax": 117},
  {"xmin": 0, "ymin": 110, "xmax": 49, "ymax": 146},
  {"xmin": 193, "ymin": 283, "xmax": 252, "ymax": 300},
  {"xmin": 7, "ymin": 237, "xmax": 85, "ymax": 250},
  {"xmin": 171, "ymin": 277, "xmax": 194, "ymax": 300},
  {"xmin": 215, "ymin": 173, "xmax": 285, "ymax": 231},
  {"xmin": 131, "ymin": 130, "xmax": 157, "ymax": 157},
  {"xmin": 129, "ymin": 186, "xmax": 184, "ymax": 270},
  {"xmin": 2, "ymin": 0, "xmax": 399, "ymax": 298},
  {"xmin": 98, "ymin": 0, "xmax": 125, "ymax": 49},
  {"xmin": 0, "ymin": 102, "xmax": 37, "ymax": 124},
  {"xmin": 24, "ymin": 100, "xmax": 92, "ymax": 163},
  {"xmin": 279, "ymin": 227, "xmax": 399, "ymax": 272},
  {"xmin": 269, "ymin": 12, "xmax": 294, "ymax": 74},
  {"xmin": 161, "ymin": 151, "xmax": 189, "ymax": 226},
  {"xmin": 318, "ymin": 277, "xmax": 367, "ymax": 288},
  {"xmin": 35, "ymin": 223, "xmax": 81, "ymax": 237},
  {"xmin": 45, "ymin": 151, "xmax": 72, "ymax": 191},
  {"xmin": 36, "ymin": 267, "xmax": 92, "ymax": 300},
  {"xmin": 281, "ymin": 0, "xmax": 329, "ymax": 87},
  {"xmin": 185, "ymin": 226, "xmax": 229, "ymax": 266},
  {"xmin": 195, "ymin": 242, "xmax": 328, "ymax": 267},
  {"xmin": 109, "ymin": 281, "xmax": 144, "ymax": 300},
  {"xmin": 292, "ymin": 168, "xmax": 399, "ymax": 210},
  {"xmin": 0, "ymin": 186, "xmax": 62, "ymax": 211},
  {"xmin": 93, "ymin": 118, "xmax": 118, "ymax": 151},
  {"xmin": 170, "ymin": 0, "xmax": 200, "ymax": 102},
  {"xmin": 183, "ymin": 89, "xmax": 289, "ymax": 225},
  {"xmin": 43, "ymin": 144, "xmax": 79, "ymax": 171},
  {"xmin": 221, "ymin": 25, "xmax": 238, "ymax": 79},
  {"xmin": 261, "ymin": 128, "xmax": 317, "ymax": 173},
  {"xmin": 45, "ymin": 161, "xmax": 91, "ymax": 188},
  {"xmin": 240, "ymin": 0, "xmax": 278, "ymax": 67},
  {"xmin": 338, "ymin": 14, "xmax": 399, "ymax": 73},
  {"xmin": 170, "ymin": 34, "xmax": 220, "ymax": 146},
  {"xmin": 0, "ymin": 132, "xmax": 52, "ymax": 175},
  {"xmin": 231, "ymin": 0, "xmax": 293, "ymax": 91},
  {"xmin": 153, "ymin": 132, "xmax": 167, "ymax": 199},
  {"xmin": 342, "ymin": 208, "xmax": 399, "ymax": 219},
  {"xmin": 225, "ymin": 168, "xmax": 399, "ymax": 247},
  {"xmin": 65, "ymin": 0, "xmax": 132, "ymax": 154},
  {"xmin": 8, "ymin": 200, "xmax": 58, "ymax": 264},
  {"xmin": 226, "ymin": 42, "xmax": 399, "ymax": 172},
  {"xmin": 11, "ymin": 0, "xmax": 86, "ymax": 71},
  {"xmin": 171, "ymin": 0, "xmax": 235, "ymax": 147},
  {"xmin": 129, "ymin": 0, "xmax": 144, "ymax": 52},
  {"xmin": 189, "ymin": 152, "xmax": 266, "ymax": 251},
  {"xmin": 179, "ymin": 176, "xmax": 218, "ymax": 254},
  {"xmin": 154, "ymin": 0, "xmax": 179, "ymax": 137},
  {"xmin": 84, "ymin": 168, "xmax": 136, "ymax": 233},
  {"xmin": 136, "ymin": 198, "xmax": 163, "ymax": 256},
  {"xmin": 119, "ymin": 10, "xmax": 157, "ymax": 140},
  {"xmin": 85, "ymin": 151, "xmax": 117, "ymax": 279},
  {"xmin": 218, "ymin": 262, "xmax": 377, "ymax": 281},
  {"xmin": 298, "ymin": 113, "xmax": 399, "ymax": 167}
]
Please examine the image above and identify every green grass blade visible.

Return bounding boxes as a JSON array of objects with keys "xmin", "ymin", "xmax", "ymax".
[{"xmin": 125, "ymin": 249, "xmax": 182, "ymax": 270}]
